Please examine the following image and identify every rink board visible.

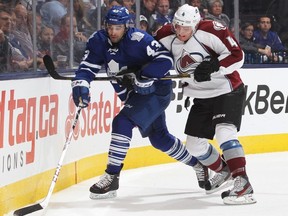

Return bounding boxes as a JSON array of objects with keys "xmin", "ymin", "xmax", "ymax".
[{"xmin": 1, "ymin": 67, "xmax": 288, "ymax": 215}]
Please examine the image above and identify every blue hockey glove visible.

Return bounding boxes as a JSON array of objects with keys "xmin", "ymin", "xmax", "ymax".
[
  {"xmin": 194, "ymin": 57, "xmax": 220, "ymax": 82},
  {"xmin": 71, "ymin": 79, "xmax": 90, "ymax": 108},
  {"xmin": 133, "ymin": 76, "xmax": 155, "ymax": 95}
]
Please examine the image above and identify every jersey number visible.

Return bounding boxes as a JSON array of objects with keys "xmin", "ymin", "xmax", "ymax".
[
  {"xmin": 226, "ymin": 36, "xmax": 238, "ymax": 47},
  {"xmin": 146, "ymin": 40, "xmax": 161, "ymax": 56}
]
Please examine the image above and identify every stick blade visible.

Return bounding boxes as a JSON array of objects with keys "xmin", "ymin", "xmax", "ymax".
[
  {"xmin": 43, "ymin": 55, "xmax": 55, "ymax": 73},
  {"xmin": 13, "ymin": 204, "xmax": 43, "ymax": 216},
  {"xmin": 43, "ymin": 55, "xmax": 72, "ymax": 80}
]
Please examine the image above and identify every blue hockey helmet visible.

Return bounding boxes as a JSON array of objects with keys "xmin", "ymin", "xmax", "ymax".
[{"xmin": 105, "ymin": 6, "xmax": 130, "ymax": 25}]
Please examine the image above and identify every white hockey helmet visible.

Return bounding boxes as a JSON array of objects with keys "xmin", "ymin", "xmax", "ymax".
[{"xmin": 173, "ymin": 4, "xmax": 201, "ymax": 32}]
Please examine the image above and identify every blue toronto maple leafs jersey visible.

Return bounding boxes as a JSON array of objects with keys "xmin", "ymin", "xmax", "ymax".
[{"xmin": 75, "ymin": 27, "xmax": 174, "ymax": 100}]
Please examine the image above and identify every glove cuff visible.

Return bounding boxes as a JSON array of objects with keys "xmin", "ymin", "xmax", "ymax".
[
  {"xmin": 71, "ymin": 79, "xmax": 90, "ymax": 88},
  {"xmin": 133, "ymin": 78, "xmax": 155, "ymax": 95},
  {"xmin": 134, "ymin": 78, "xmax": 154, "ymax": 88}
]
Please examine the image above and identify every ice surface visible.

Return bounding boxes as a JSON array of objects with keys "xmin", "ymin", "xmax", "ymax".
[{"xmin": 15, "ymin": 152, "xmax": 288, "ymax": 216}]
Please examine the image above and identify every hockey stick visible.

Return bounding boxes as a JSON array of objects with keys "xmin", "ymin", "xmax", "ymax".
[
  {"xmin": 13, "ymin": 106, "xmax": 82, "ymax": 216},
  {"xmin": 43, "ymin": 55, "xmax": 190, "ymax": 81}
]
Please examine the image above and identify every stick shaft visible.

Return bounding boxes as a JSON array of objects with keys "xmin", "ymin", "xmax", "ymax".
[
  {"xmin": 43, "ymin": 55, "xmax": 190, "ymax": 81},
  {"xmin": 13, "ymin": 107, "xmax": 82, "ymax": 216}
]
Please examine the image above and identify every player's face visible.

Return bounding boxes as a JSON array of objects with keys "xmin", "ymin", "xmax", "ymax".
[
  {"xmin": 174, "ymin": 24, "xmax": 193, "ymax": 42},
  {"xmin": 107, "ymin": 24, "xmax": 126, "ymax": 43}
]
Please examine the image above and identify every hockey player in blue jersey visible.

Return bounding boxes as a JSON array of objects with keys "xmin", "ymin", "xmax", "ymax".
[{"xmin": 71, "ymin": 6, "xmax": 208, "ymax": 199}]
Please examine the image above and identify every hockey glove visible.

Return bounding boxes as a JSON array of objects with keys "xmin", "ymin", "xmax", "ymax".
[
  {"xmin": 115, "ymin": 74, "xmax": 134, "ymax": 89},
  {"xmin": 71, "ymin": 79, "xmax": 90, "ymax": 108},
  {"xmin": 133, "ymin": 76, "xmax": 155, "ymax": 95},
  {"xmin": 114, "ymin": 67, "xmax": 141, "ymax": 89},
  {"xmin": 194, "ymin": 57, "xmax": 220, "ymax": 82}
]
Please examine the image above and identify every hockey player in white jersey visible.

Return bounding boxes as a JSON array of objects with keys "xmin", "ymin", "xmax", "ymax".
[
  {"xmin": 155, "ymin": 4, "xmax": 256, "ymax": 205},
  {"xmin": 71, "ymin": 6, "xmax": 208, "ymax": 199}
]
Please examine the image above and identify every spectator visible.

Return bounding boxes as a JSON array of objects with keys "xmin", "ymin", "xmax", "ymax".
[
  {"xmin": 73, "ymin": 0, "xmax": 94, "ymax": 36},
  {"xmin": 40, "ymin": 0, "xmax": 69, "ymax": 34},
  {"xmin": 266, "ymin": 0, "xmax": 288, "ymax": 50},
  {"xmin": 141, "ymin": 0, "xmax": 157, "ymax": 22},
  {"xmin": 13, "ymin": 3, "xmax": 44, "ymax": 68},
  {"xmin": 188, "ymin": 0, "xmax": 208, "ymax": 18},
  {"xmin": 150, "ymin": 0, "xmax": 174, "ymax": 30},
  {"xmin": 37, "ymin": 25, "xmax": 54, "ymax": 57},
  {"xmin": 139, "ymin": 14, "xmax": 149, "ymax": 32},
  {"xmin": 253, "ymin": 16, "xmax": 285, "ymax": 54},
  {"xmin": 27, "ymin": 12, "xmax": 48, "ymax": 69},
  {"xmin": 51, "ymin": 14, "xmax": 88, "ymax": 67},
  {"xmin": 228, "ymin": 17, "xmax": 241, "ymax": 35},
  {"xmin": 0, "ymin": 8, "xmax": 29, "ymax": 72},
  {"xmin": 9, "ymin": 10, "xmax": 31, "ymax": 60},
  {"xmin": 205, "ymin": 0, "xmax": 230, "ymax": 27},
  {"xmin": 81, "ymin": 0, "xmax": 96, "ymax": 14},
  {"xmin": 16, "ymin": 0, "xmax": 32, "ymax": 11},
  {"xmin": 106, "ymin": 0, "xmax": 123, "ymax": 8},
  {"xmin": 0, "ymin": 28, "xmax": 17, "ymax": 72},
  {"xmin": 27, "ymin": 12, "xmax": 42, "ymax": 39},
  {"xmin": 123, "ymin": 0, "xmax": 136, "ymax": 27},
  {"xmin": 13, "ymin": 3, "xmax": 33, "ymax": 58},
  {"xmin": 0, "ymin": 1, "xmax": 14, "ymax": 10},
  {"xmin": 13, "ymin": 4, "xmax": 37, "ymax": 64},
  {"xmin": 37, "ymin": 25, "xmax": 55, "ymax": 70},
  {"xmin": 0, "ymin": 9, "xmax": 12, "ymax": 34},
  {"xmin": 169, "ymin": 0, "xmax": 181, "ymax": 12},
  {"xmin": 150, "ymin": 20, "xmax": 163, "ymax": 36},
  {"xmin": 86, "ymin": 0, "xmax": 108, "ymax": 30},
  {"xmin": 239, "ymin": 22, "xmax": 272, "ymax": 62},
  {"xmin": 88, "ymin": 0, "xmax": 123, "ymax": 30},
  {"xmin": 36, "ymin": 0, "xmax": 46, "ymax": 13}
]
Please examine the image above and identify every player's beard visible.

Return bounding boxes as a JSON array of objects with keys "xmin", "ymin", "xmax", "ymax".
[{"xmin": 109, "ymin": 36, "xmax": 121, "ymax": 43}]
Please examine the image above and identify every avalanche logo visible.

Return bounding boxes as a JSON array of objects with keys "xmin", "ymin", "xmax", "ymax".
[
  {"xmin": 175, "ymin": 49, "xmax": 202, "ymax": 74},
  {"xmin": 212, "ymin": 21, "xmax": 226, "ymax": 31}
]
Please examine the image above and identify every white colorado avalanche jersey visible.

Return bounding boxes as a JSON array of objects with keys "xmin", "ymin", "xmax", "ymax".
[{"xmin": 155, "ymin": 20, "xmax": 245, "ymax": 99}]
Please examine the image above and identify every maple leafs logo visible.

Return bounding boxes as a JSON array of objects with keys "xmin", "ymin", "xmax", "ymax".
[{"xmin": 131, "ymin": 32, "xmax": 144, "ymax": 42}]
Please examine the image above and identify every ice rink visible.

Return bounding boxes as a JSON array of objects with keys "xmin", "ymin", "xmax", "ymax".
[{"xmin": 15, "ymin": 151, "xmax": 288, "ymax": 216}]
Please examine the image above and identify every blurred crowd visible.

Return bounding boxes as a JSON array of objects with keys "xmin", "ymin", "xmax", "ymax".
[{"xmin": 0, "ymin": 0, "xmax": 287, "ymax": 73}]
